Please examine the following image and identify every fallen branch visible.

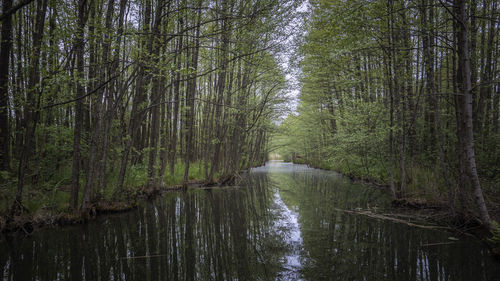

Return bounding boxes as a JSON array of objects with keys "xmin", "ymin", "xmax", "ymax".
[
  {"xmin": 121, "ymin": 254, "xmax": 167, "ymax": 259},
  {"xmin": 420, "ymin": 242, "xmax": 456, "ymax": 247},
  {"xmin": 335, "ymin": 208, "xmax": 453, "ymax": 231}
]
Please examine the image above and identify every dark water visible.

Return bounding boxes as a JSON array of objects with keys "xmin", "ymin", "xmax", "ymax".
[{"xmin": 1, "ymin": 161, "xmax": 499, "ymax": 280}]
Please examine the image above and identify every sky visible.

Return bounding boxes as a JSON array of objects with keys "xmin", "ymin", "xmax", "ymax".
[{"xmin": 276, "ymin": 0, "xmax": 310, "ymax": 121}]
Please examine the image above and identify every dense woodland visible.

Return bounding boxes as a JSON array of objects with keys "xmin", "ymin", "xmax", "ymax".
[
  {"xmin": 0, "ymin": 0, "xmax": 296, "ymax": 215},
  {"xmin": 274, "ymin": 0, "xmax": 499, "ymax": 228},
  {"xmin": 1, "ymin": 0, "xmax": 499, "ymax": 234}
]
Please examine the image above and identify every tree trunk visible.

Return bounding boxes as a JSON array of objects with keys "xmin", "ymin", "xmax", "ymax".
[
  {"xmin": 95, "ymin": 0, "xmax": 119, "ymax": 194},
  {"xmin": 15, "ymin": 0, "xmax": 48, "ymax": 207},
  {"xmin": 81, "ymin": 0, "xmax": 105, "ymax": 210},
  {"xmin": 183, "ymin": 1, "xmax": 201, "ymax": 184},
  {"xmin": 208, "ymin": 0, "xmax": 232, "ymax": 182},
  {"xmin": 116, "ymin": 0, "xmax": 151, "ymax": 195},
  {"xmin": 146, "ymin": 0, "xmax": 166, "ymax": 189},
  {"xmin": 72, "ymin": 0, "xmax": 89, "ymax": 210},
  {"xmin": 0, "ymin": 0, "xmax": 13, "ymax": 171},
  {"xmin": 454, "ymin": 0, "xmax": 491, "ymax": 228},
  {"xmin": 169, "ymin": 16, "xmax": 183, "ymax": 177},
  {"xmin": 385, "ymin": 0, "xmax": 396, "ymax": 199}
]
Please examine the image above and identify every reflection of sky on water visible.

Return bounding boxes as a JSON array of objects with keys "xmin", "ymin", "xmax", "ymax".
[
  {"xmin": 272, "ymin": 190, "xmax": 306, "ymax": 280},
  {"xmin": 252, "ymin": 160, "xmax": 312, "ymax": 174}
]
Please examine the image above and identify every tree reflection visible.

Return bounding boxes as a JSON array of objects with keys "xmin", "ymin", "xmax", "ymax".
[
  {"xmin": 0, "ymin": 173, "xmax": 286, "ymax": 280},
  {"xmin": 0, "ymin": 165, "xmax": 499, "ymax": 281},
  {"xmin": 274, "ymin": 167, "xmax": 499, "ymax": 281}
]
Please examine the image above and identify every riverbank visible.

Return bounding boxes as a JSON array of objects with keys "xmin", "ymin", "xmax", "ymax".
[
  {"xmin": 0, "ymin": 179, "xmax": 212, "ymax": 235},
  {"xmin": 293, "ymin": 160, "xmax": 500, "ymax": 239},
  {"xmin": 0, "ymin": 158, "xmax": 257, "ymax": 236},
  {"xmin": 0, "ymin": 159, "xmax": 228, "ymax": 234}
]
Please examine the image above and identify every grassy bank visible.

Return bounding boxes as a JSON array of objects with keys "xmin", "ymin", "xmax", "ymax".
[{"xmin": 0, "ymin": 161, "xmax": 216, "ymax": 234}]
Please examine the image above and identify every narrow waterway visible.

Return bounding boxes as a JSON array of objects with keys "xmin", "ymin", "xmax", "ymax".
[{"xmin": 1, "ymin": 161, "xmax": 498, "ymax": 280}]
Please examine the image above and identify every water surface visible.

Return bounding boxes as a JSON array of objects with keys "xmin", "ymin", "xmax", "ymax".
[{"xmin": 1, "ymin": 161, "xmax": 498, "ymax": 280}]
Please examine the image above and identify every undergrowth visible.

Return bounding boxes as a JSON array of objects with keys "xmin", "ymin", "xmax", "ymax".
[{"xmin": 0, "ymin": 161, "xmax": 212, "ymax": 218}]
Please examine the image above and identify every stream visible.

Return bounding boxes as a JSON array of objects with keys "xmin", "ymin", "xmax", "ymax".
[{"xmin": 1, "ymin": 161, "xmax": 499, "ymax": 280}]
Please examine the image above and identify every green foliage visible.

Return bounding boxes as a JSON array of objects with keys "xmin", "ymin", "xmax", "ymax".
[
  {"xmin": 22, "ymin": 186, "xmax": 70, "ymax": 215},
  {"xmin": 25, "ymin": 199, "xmax": 45, "ymax": 214},
  {"xmin": 488, "ymin": 221, "xmax": 500, "ymax": 246},
  {"xmin": 124, "ymin": 165, "xmax": 148, "ymax": 189},
  {"xmin": 476, "ymin": 134, "xmax": 500, "ymax": 183},
  {"xmin": 37, "ymin": 125, "xmax": 74, "ymax": 186},
  {"xmin": 162, "ymin": 161, "xmax": 207, "ymax": 186},
  {"xmin": 0, "ymin": 170, "xmax": 11, "ymax": 182},
  {"xmin": 329, "ymin": 101, "xmax": 388, "ymax": 177},
  {"xmin": 272, "ymin": 0, "xmax": 500, "ymax": 218}
]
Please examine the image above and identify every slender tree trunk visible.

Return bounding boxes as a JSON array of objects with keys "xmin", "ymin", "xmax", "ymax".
[
  {"xmin": 0, "ymin": 0, "xmax": 13, "ymax": 171},
  {"xmin": 385, "ymin": 0, "xmax": 396, "ymax": 199},
  {"xmin": 169, "ymin": 16, "xmax": 183, "ymax": 176},
  {"xmin": 81, "ymin": 0, "xmax": 106, "ymax": 210},
  {"xmin": 110, "ymin": 0, "xmax": 129, "ymax": 196},
  {"xmin": 479, "ymin": 1, "xmax": 496, "ymax": 136},
  {"xmin": 454, "ymin": 0, "xmax": 491, "ymax": 228},
  {"xmin": 94, "ymin": 0, "xmax": 117, "ymax": 195},
  {"xmin": 203, "ymin": 71, "xmax": 215, "ymax": 178},
  {"xmin": 158, "ymin": 84, "xmax": 170, "ymax": 186},
  {"xmin": 158, "ymin": 6, "xmax": 172, "ymax": 187},
  {"xmin": 208, "ymin": 0, "xmax": 232, "ymax": 182},
  {"xmin": 72, "ymin": 0, "xmax": 89, "ymax": 210},
  {"xmin": 146, "ymin": 0, "xmax": 166, "ymax": 189},
  {"xmin": 13, "ymin": 15, "xmax": 24, "ymax": 158},
  {"xmin": 117, "ymin": 0, "xmax": 151, "ymax": 194},
  {"xmin": 15, "ymin": 0, "xmax": 48, "ymax": 208},
  {"xmin": 183, "ymin": 1, "xmax": 201, "ymax": 184}
]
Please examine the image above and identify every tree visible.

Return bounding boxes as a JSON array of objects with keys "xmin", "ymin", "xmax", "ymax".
[
  {"xmin": 453, "ymin": 0, "xmax": 491, "ymax": 228},
  {"xmin": 0, "ymin": 0, "xmax": 13, "ymax": 171}
]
